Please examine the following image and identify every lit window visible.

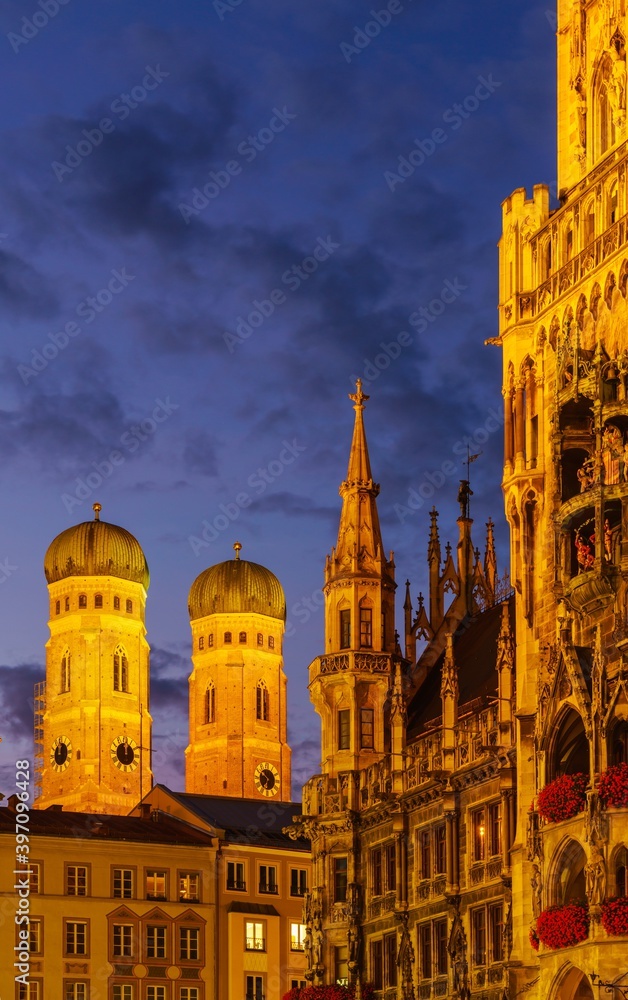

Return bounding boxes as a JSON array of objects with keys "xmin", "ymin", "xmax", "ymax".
[
  {"xmin": 472, "ymin": 808, "xmax": 486, "ymax": 861},
  {"xmin": 360, "ymin": 708, "xmax": 374, "ymax": 749},
  {"xmin": 179, "ymin": 872, "xmax": 200, "ymax": 902},
  {"xmin": 66, "ymin": 865, "xmax": 88, "ymax": 896},
  {"xmin": 179, "ymin": 926, "xmax": 200, "ymax": 961},
  {"xmin": 146, "ymin": 925, "xmax": 167, "ymax": 959},
  {"xmin": 239, "ymin": 631, "xmax": 247, "ymax": 643},
  {"xmin": 65, "ymin": 921, "xmax": 87, "ymax": 956},
  {"xmin": 113, "ymin": 924, "xmax": 133, "ymax": 958},
  {"xmin": 78, "ymin": 594, "xmax": 87, "ymax": 609},
  {"xmin": 259, "ymin": 865, "xmax": 277, "ymax": 893},
  {"xmin": 126, "ymin": 599, "xmax": 133, "ymax": 613},
  {"xmin": 340, "ymin": 608, "xmax": 351, "ymax": 648},
  {"xmin": 291, "ymin": 922, "xmax": 306, "ymax": 951},
  {"xmin": 338, "ymin": 709, "xmax": 350, "ymax": 750},
  {"xmin": 64, "ymin": 984, "xmax": 87, "ymax": 1000},
  {"xmin": 145, "ymin": 870, "xmax": 167, "ymax": 900},
  {"xmin": 245, "ymin": 920, "xmax": 265, "ymax": 951},
  {"xmin": 94, "ymin": 594, "xmax": 103, "ymax": 608},
  {"xmin": 113, "ymin": 868, "xmax": 134, "ymax": 898}
]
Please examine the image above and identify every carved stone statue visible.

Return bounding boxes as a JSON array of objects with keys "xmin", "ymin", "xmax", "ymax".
[
  {"xmin": 585, "ymin": 844, "xmax": 607, "ymax": 906},
  {"xmin": 531, "ymin": 864, "xmax": 542, "ymax": 918}
]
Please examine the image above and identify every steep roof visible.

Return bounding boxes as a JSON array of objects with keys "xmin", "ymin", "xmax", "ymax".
[
  {"xmin": 0, "ymin": 806, "xmax": 214, "ymax": 846},
  {"xmin": 406, "ymin": 595, "xmax": 514, "ymax": 742}
]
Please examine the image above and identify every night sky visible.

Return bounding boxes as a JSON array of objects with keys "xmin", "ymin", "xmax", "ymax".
[{"xmin": 0, "ymin": 0, "xmax": 556, "ymax": 799}]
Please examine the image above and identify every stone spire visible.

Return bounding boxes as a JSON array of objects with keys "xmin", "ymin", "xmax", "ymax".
[
  {"xmin": 428, "ymin": 507, "xmax": 444, "ymax": 631},
  {"xmin": 441, "ymin": 633, "xmax": 459, "ymax": 769},
  {"xmin": 484, "ymin": 518, "xmax": 497, "ymax": 600},
  {"xmin": 327, "ymin": 380, "xmax": 391, "ymax": 583}
]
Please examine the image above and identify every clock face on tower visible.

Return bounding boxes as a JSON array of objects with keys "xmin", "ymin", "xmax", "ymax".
[
  {"xmin": 254, "ymin": 761, "xmax": 280, "ymax": 797},
  {"xmin": 110, "ymin": 735, "xmax": 139, "ymax": 772},
  {"xmin": 50, "ymin": 736, "xmax": 72, "ymax": 772}
]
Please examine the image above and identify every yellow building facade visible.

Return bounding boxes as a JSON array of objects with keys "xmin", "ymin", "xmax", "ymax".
[{"xmin": 497, "ymin": 0, "xmax": 628, "ymax": 996}]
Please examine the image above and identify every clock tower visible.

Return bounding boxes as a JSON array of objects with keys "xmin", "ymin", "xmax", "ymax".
[
  {"xmin": 36, "ymin": 503, "xmax": 153, "ymax": 814},
  {"xmin": 185, "ymin": 543, "xmax": 292, "ymax": 800}
]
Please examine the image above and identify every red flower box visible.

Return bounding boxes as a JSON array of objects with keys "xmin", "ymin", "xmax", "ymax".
[
  {"xmin": 601, "ymin": 896, "xmax": 628, "ymax": 936},
  {"xmin": 599, "ymin": 763, "xmax": 628, "ymax": 808},
  {"xmin": 537, "ymin": 773, "xmax": 587, "ymax": 823},
  {"xmin": 537, "ymin": 903, "xmax": 589, "ymax": 949},
  {"xmin": 282, "ymin": 987, "xmax": 375, "ymax": 1000}
]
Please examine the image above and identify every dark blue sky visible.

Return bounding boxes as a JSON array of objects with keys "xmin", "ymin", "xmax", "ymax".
[{"xmin": 0, "ymin": 0, "xmax": 556, "ymax": 796}]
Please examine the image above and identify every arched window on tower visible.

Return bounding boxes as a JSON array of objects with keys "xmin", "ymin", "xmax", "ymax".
[
  {"xmin": 114, "ymin": 596, "xmax": 120, "ymax": 610},
  {"xmin": 615, "ymin": 846, "xmax": 628, "ymax": 897},
  {"xmin": 78, "ymin": 594, "xmax": 87, "ymax": 609},
  {"xmin": 94, "ymin": 594, "xmax": 103, "ymax": 609},
  {"xmin": 239, "ymin": 631, "xmax": 247, "ymax": 644},
  {"xmin": 596, "ymin": 56, "xmax": 617, "ymax": 160},
  {"xmin": 359, "ymin": 599, "xmax": 373, "ymax": 648},
  {"xmin": 550, "ymin": 707, "xmax": 589, "ymax": 780},
  {"xmin": 256, "ymin": 682, "xmax": 269, "ymax": 721},
  {"xmin": 205, "ymin": 683, "xmax": 215, "ymax": 724},
  {"xmin": 610, "ymin": 182, "xmax": 619, "ymax": 225},
  {"xmin": 224, "ymin": 632, "xmax": 232, "ymax": 644},
  {"xmin": 61, "ymin": 650, "xmax": 71, "ymax": 693},
  {"xmin": 113, "ymin": 645, "xmax": 129, "ymax": 693},
  {"xmin": 257, "ymin": 633, "xmax": 263, "ymax": 647}
]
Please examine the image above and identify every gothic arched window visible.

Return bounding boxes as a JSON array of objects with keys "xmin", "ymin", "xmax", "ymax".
[
  {"xmin": 94, "ymin": 594, "xmax": 103, "ymax": 609},
  {"xmin": 61, "ymin": 650, "xmax": 71, "ymax": 693},
  {"xmin": 239, "ymin": 631, "xmax": 247, "ymax": 644},
  {"xmin": 78, "ymin": 594, "xmax": 87, "ymax": 609},
  {"xmin": 224, "ymin": 632, "xmax": 232, "ymax": 644},
  {"xmin": 113, "ymin": 645, "xmax": 129, "ymax": 693},
  {"xmin": 550, "ymin": 707, "xmax": 589, "ymax": 780},
  {"xmin": 205, "ymin": 684, "xmax": 215, "ymax": 724},
  {"xmin": 256, "ymin": 682, "xmax": 269, "ymax": 721}
]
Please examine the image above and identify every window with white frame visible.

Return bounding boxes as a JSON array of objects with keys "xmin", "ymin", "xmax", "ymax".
[
  {"xmin": 112, "ymin": 987, "xmax": 134, "ymax": 1000},
  {"xmin": 226, "ymin": 860, "xmax": 246, "ymax": 891},
  {"xmin": 245, "ymin": 920, "xmax": 265, "ymax": 951},
  {"xmin": 178, "ymin": 872, "xmax": 200, "ymax": 902},
  {"xmin": 245, "ymin": 976, "xmax": 264, "ymax": 1000},
  {"xmin": 64, "ymin": 982, "xmax": 88, "ymax": 1000},
  {"xmin": 179, "ymin": 926, "xmax": 200, "ymax": 961},
  {"xmin": 66, "ymin": 865, "xmax": 88, "ymax": 896},
  {"xmin": 146, "ymin": 924, "xmax": 167, "ymax": 959},
  {"xmin": 65, "ymin": 921, "xmax": 87, "ymax": 956},
  {"xmin": 113, "ymin": 924, "xmax": 133, "ymax": 958},
  {"xmin": 113, "ymin": 868, "xmax": 134, "ymax": 898},
  {"xmin": 259, "ymin": 864, "xmax": 277, "ymax": 893},
  {"xmin": 145, "ymin": 870, "xmax": 167, "ymax": 900},
  {"xmin": 290, "ymin": 922, "xmax": 306, "ymax": 951},
  {"xmin": 290, "ymin": 867, "xmax": 307, "ymax": 896}
]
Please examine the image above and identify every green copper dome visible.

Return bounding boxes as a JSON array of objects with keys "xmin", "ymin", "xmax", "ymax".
[
  {"xmin": 44, "ymin": 504, "xmax": 149, "ymax": 588},
  {"xmin": 188, "ymin": 545, "xmax": 285, "ymax": 621}
]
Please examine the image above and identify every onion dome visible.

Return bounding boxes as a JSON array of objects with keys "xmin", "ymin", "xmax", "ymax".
[
  {"xmin": 44, "ymin": 503, "xmax": 149, "ymax": 588},
  {"xmin": 188, "ymin": 541, "xmax": 286, "ymax": 621}
]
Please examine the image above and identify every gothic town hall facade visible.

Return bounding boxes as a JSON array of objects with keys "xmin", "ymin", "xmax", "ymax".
[{"xmin": 291, "ymin": 2, "xmax": 628, "ymax": 999}]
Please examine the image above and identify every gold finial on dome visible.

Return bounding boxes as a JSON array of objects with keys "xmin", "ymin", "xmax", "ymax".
[
  {"xmin": 233, "ymin": 541, "xmax": 242, "ymax": 560},
  {"xmin": 93, "ymin": 502, "xmax": 102, "ymax": 521}
]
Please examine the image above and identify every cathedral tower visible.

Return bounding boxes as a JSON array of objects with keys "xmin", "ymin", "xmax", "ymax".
[
  {"xmin": 185, "ymin": 544, "xmax": 291, "ymax": 800},
  {"xmin": 499, "ymin": 2, "xmax": 628, "ymax": 996},
  {"xmin": 37, "ymin": 503, "xmax": 153, "ymax": 814},
  {"xmin": 308, "ymin": 381, "xmax": 397, "ymax": 778}
]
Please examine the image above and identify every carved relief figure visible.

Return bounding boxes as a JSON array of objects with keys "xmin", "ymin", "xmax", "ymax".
[
  {"xmin": 602, "ymin": 423, "xmax": 623, "ymax": 484},
  {"xmin": 531, "ymin": 863, "xmax": 543, "ymax": 918},
  {"xmin": 575, "ymin": 530, "xmax": 595, "ymax": 572}
]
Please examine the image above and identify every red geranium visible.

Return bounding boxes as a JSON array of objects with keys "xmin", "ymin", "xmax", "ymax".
[
  {"xmin": 529, "ymin": 927, "xmax": 540, "ymax": 951},
  {"xmin": 599, "ymin": 763, "xmax": 628, "ymax": 809},
  {"xmin": 282, "ymin": 987, "xmax": 375, "ymax": 1000},
  {"xmin": 601, "ymin": 896, "xmax": 628, "ymax": 936},
  {"xmin": 537, "ymin": 773, "xmax": 587, "ymax": 823},
  {"xmin": 537, "ymin": 902, "xmax": 589, "ymax": 949}
]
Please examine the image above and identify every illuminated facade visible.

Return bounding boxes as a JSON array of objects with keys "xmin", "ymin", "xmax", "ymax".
[
  {"xmin": 497, "ymin": 0, "xmax": 628, "ymax": 995},
  {"xmin": 186, "ymin": 545, "xmax": 291, "ymax": 801},
  {"xmin": 37, "ymin": 503, "xmax": 153, "ymax": 814}
]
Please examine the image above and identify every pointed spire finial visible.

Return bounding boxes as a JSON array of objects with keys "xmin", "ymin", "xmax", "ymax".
[
  {"xmin": 233, "ymin": 541, "xmax": 242, "ymax": 560},
  {"xmin": 93, "ymin": 502, "xmax": 102, "ymax": 521},
  {"xmin": 349, "ymin": 378, "xmax": 369, "ymax": 410}
]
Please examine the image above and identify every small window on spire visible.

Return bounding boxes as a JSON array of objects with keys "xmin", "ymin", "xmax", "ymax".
[
  {"xmin": 257, "ymin": 633, "xmax": 263, "ymax": 646},
  {"xmin": 78, "ymin": 594, "xmax": 87, "ymax": 609},
  {"xmin": 208, "ymin": 633, "xmax": 214, "ymax": 647},
  {"xmin": 199, "ymin": 636, "xmax": 205, "ymax": 650},
  {"xmin": 113, "ymin": 596, "xmax": 120, "ymax": 610},
  {"xmin": 94, "ymin": 594, "xmax": 103, "ymax": 609},
  {"xmin": 239, "ymin": 631, "xmax": 247, "ymax": 644},
  {"xmin": 340, "ymin": 610, "xmax": 351, "ymax": 649},
  {"xmin": 268, "ymin": 636, "xmax": 275, "ymax": 649},
  {"xmin": 55, "ymin": 600, "xmax": 60, "ymax": 615}
]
